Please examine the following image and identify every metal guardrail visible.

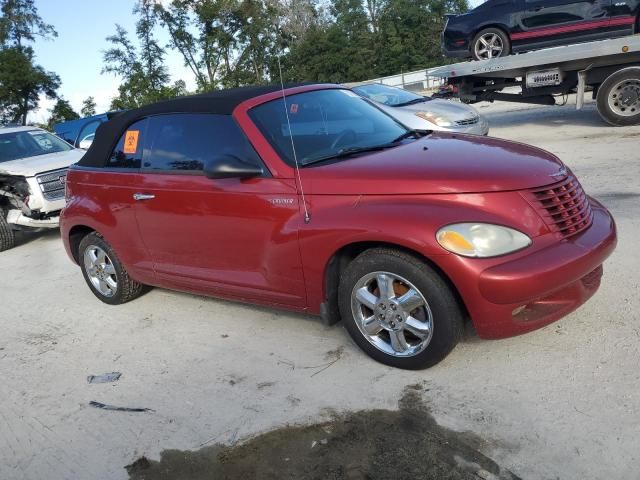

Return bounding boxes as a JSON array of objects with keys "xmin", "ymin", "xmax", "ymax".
[{"xmin": 346, "ymin": 68, "xmax": 447, "ymax": 93}]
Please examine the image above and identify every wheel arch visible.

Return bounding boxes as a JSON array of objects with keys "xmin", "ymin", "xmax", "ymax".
[
  {"xmin": 68, "ymin": 224, "xmax": 96, "ymax": 263},
  {"xmin": 472, "ymin": 23, "xmax": 511, "ymax": 41},
  {"xmin": 321, "ymin": 241, "xmax": 469, "ymax": 326}
]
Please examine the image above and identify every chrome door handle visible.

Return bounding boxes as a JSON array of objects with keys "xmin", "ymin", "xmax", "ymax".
[{"xmin": 133, "ymin": 193, "xmax": 155, "ymax": 201}]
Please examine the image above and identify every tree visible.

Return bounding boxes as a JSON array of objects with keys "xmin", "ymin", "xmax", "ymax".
[
  {"xmin": 103, "ymin": 0, "xmax": 185, "ymax": 109},
  {"xmin": 376, "ymin": 0, "xmax": 469, "ymax": 76},
  {"xmin": 156, "ymin": 0, "xmax": 283, "ymax": 90},
  {"xmin": 80, "ymin": 96, "xmax": 96, "ymax": 117},
  {"xmin": 0, "ymin": 0, "xmax": 59, "ymax": 125},
  {"xmin": 284, "ymin": 0, "xmax": 376, "ymax": 83},
  {"xmin": 0, "ymin": 0, "xmax": 57, "ymax": 48},
  {"xmin": 0, "ymin": 47, "xmax": 59, "ymax": 124},
  {"xmin": 47, "ymin": 98, "xmax": 78, "ymax": 129}
]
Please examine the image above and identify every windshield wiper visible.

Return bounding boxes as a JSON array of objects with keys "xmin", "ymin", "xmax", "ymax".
[
  {"xmin": 390, "ymin": 130, "xmax": 424, "ymax": 143},
  {"xmin": 302, "ymin": 131, "xmax": 424, "ymax": 166},
  {"xmin": 303, "ymin": 144, "xmax": 393, "ymax": 166},
  {"xmin": 394, "ymin": 97, "xmax": 430, "ymax": 107}
]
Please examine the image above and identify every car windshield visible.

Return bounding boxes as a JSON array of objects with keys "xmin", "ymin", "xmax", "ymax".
[
  {"xmin": 249, "ymin": 89, "xmax": 410, "ymax": 166},
  {"xmin": 0, "ymin": 130, "xmax": 72, "ymax": 163},
  {"xmin": 352, "ymin": 84, "xmax": 430, "ymax": 107}
]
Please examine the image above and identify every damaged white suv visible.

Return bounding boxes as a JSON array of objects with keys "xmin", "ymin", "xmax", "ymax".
[{"xmin": 0, "ymin": 126, "xmax": 84, "ymax": 251}]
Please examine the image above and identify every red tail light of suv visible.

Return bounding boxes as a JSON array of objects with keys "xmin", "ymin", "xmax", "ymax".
[{"xmin": 60, "ymin": 84, "xmax": 616, "ymax": 369}]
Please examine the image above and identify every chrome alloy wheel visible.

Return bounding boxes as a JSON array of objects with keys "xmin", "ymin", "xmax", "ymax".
[
  {"xmin": 608, "ymin": 79, "xmax": 640, "ymax": 117},
  {"xmin": 474, "ymin": 33, "xmax": 504, "ymax": 60},
  {"xmin": 83, "ymin": 245, "xmax": 118, "ymax": 297},
  {"xmin": 351, "ymin": 271, "xmax": 434, "ymax": 357}
]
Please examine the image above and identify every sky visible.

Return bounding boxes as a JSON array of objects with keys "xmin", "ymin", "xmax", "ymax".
[
  {"xmin": 29, "ymin": 0, "xmax": 485, "ymax": 124},
  {"xmin": 29, "ymin": 0, "xmax": 193, "ymax": 123}
]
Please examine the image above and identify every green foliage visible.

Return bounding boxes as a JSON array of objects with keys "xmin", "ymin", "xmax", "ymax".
[
  {"xmin": 279, "ymin": 0, "xmax": 470, "ymax": 84},
  {"xmin": 117, "ymin": 0, "xmax": 469, "ymax": 97},
  {"xmin": 46, "ymin": 97, "xmax": 78, "ymax": 129},
  {"xmin": 156, "ymin": 0, "xmax": 284, "ymax": 90},
  {"xmin": 0, "ymin": 46, "xmax": 59, "ymax": 124},
  {"xmin": 103, "ymin": 0, "xmax": 184, "ymax": 109},
  {"xmin": 0, "ymin": 0, "xmax": 59, "ymax": 125},
  {"xmin": 81, "ymin": 96, "xmax": 96, "ymax": 117},
  {"xmin": 0, "ymin": 0, "xmax": 56, "ymax": 47}
]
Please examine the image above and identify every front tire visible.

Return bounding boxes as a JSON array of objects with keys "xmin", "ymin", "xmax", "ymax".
[
  {"xmin": 596, "ymin": 67, "xmax": 640, "ymax": 126},
  {"xmin": 78, "ymin": 232, "xmax": 146, "ymax": 305},
  {"xmin": 338, "ymin": 248, "xmax": 464, "ymax": 369},
  {"xmin": 471, "ymin": 28, "xmax": 511, "ymax": 61},
  {"xmin": 0, "ymin": 212, "xmax": 15, "ymax": 252}
]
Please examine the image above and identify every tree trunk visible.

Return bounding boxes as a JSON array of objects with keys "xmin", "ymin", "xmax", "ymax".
[{"xmin": 21, "ymin": 94, "xmax": 28, "ymax": 126}]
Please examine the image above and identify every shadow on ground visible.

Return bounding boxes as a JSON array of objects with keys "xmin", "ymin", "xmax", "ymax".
[
  {"xmin": 125, "ymin": 385, "xmax": 521, "ymax": 480},
  {"xmin": 12, "ymin": 228, "xmax": 60, "ymax": 249},
  {"xmin": 482, "ymin": 103, "xmax": 607, "ymax": 129}
]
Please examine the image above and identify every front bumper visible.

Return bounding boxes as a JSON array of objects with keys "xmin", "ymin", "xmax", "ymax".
[
  {"xmin": 437, "ymin": 200, "xmax": 616, "ymax": 339},
  {"xmin": 6, "ymin": 209, "xmax": 60, "ymax": 229},
  {"xmin": 451, "ymin": 117, "xmax": 490, "ymax": 136}
]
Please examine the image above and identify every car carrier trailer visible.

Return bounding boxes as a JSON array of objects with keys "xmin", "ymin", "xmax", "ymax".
[{"xmin": 428, "ymin": 35, "xmax": 640, "ymax": 126}]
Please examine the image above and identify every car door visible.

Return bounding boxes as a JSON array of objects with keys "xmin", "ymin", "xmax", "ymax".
[
  {"xmin": 517, "ymin": 0, "xmax": 610, "ymax": 41},
  {"xmin": 132, "ymin": 113, "xmax": 307, "ymax": 308},
  {"xmin": 79, "ymin": 118, "xmax": 155, "ymax": 282}
]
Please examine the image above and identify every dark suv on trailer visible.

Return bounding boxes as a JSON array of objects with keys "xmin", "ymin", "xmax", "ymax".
[{"xmin": 443, "ymin": 0, "xmax": 640, "ymax": 60}]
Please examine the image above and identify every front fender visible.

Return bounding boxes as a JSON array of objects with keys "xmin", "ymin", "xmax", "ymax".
[{"xmin": 299, "ymin": 192, "xmax": 547, "ymax": 313}]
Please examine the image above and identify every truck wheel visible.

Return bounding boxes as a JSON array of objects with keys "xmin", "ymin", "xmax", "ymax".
[
  {"xmin": 0, "ymin": 212, "xmax": 15, "ymax": 252},
  {"xmin": 78, "ymin": 232, "xmax": 146, "ymax": 305},
  {"xmin": 596, "ymin": 67, "xmax": 640, "ymax": 126},
  {"xmin": 338, "ymin": 248, "xmax": 464, "ymax": 369},
  {"xmin": 471, "ymin": 28, "xmax": 511, "ymax": 61}
]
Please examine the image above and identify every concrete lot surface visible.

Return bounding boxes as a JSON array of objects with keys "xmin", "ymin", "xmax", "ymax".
[{"xmin": 1, "ymin": 98, "xmax": 639, "ymax": 479}]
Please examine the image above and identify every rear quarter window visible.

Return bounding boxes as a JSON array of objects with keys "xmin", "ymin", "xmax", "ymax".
[{"xmin": 109, "ymin": 119, "xmax": 148, "ymax": 168}]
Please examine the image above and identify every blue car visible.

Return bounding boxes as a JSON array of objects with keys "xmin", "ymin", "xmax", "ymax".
[{"xmin": 53, "ymin": 112, "xmax": 118, "ymax": 149}]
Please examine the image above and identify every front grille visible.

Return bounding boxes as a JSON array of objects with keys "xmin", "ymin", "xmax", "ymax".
[
  {"xmin": 455, "ymin": 117, "xmax": 479, "ymax": 126},
  {"xmin": 36, "ymin": 168, "xmax": 67, "ymax": 201},
  {"xmin": 526, "ymin": 175, "xmax": 593, "ymax": 238}
]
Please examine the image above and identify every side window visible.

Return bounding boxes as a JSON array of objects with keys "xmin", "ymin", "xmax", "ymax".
[
  {"xmin": 76, "ymin": 120, "xmax": 102, "ymax": 147},
  {"xmin": 144, "ymin": 113, "xmax": 262, "ymax": 173},
  {"xmin": 108, "ymin": 119, "xmax": 148, "ymax": 168}
]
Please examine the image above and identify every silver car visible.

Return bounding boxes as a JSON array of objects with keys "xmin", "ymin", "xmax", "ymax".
[{"xmin": 352, "ymin": 83, "xmax": 489, "ymax": 135}]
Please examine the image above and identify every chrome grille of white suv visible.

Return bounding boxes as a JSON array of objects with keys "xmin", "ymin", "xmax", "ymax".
[{"xmin": 36, "ymin": 168, "xmax": 68, "ymax": 201}]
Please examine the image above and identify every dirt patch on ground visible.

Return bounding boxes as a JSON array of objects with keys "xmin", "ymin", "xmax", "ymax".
[{"xmin": 125, "ymin": 385, "xmax": 520, "ymax": 480}]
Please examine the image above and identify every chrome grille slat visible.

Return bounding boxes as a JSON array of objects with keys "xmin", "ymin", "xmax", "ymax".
[
  {"xmin": 455, "ymin": 117, "xmax": 479, "ymax": 126},
  {"xmin": 528, "ymin": 175, "xmax": 593, "ymax": 238},
  {"xmin": 36, "ymin": 168, "xmax": 67, "ymax": 201}
]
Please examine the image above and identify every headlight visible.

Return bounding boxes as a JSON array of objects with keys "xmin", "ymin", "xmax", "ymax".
[
  {"xmin": 436, "ymin": 223, "xmax": 532, "ymax": 258},
  {"xmin": 415, "ymin": 111, "xmax": 454, "ymax": 127}
]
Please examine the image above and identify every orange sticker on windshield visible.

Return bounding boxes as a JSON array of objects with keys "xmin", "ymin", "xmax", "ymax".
[
  {"xmin": 290, "ymin": 103, "xmax": 298, "ymax": 114},
  {"xmin": 123, "ymin": 130, "xmax": 139, "ymax": 154}
]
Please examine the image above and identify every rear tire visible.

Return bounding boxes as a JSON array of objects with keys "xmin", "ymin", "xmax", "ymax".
[
  {"xmin": 338, "ymin": 248, "xmax": 464, "ymax": 369},
  {"xmin": 471, "ymin": 28, "xmax": 511, "ymax": 61},
  {"xmin": 596, "ymin": 67, "xmax": 640, "ymax": 126},
  {"xmin": 0, "ymin": 212, "xmax": 15, "ymax": 252},
  {"xmin": 78, "ymin": 232, "xmax": 146, "ymax": 305}
]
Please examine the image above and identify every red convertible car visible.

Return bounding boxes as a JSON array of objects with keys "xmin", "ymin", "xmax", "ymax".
[{"xmin": 60, "ymin": 84, "xmax": 616, "ymax": 369}]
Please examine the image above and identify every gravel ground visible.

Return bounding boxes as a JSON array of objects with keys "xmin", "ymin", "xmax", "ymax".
[{"xmin": 1, "ymin": 97, "xmax": 639, "ymax": 480}]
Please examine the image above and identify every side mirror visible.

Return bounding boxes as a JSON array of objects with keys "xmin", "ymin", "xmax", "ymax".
[{"xmin": 203, "ymin": 154, "xmax": 263, "ymax": 179}]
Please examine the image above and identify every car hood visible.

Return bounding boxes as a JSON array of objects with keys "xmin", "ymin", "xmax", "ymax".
[
  {"xmin": 0, "ymin": 149, "xmax": 84, "ymax": 177},
  {"xmin": 394, "ymin": 98, "xmax": 479, "ymax": 121},
  {"xmin": 301, "ymin": 133, "xmax": 566, "ymax": 195}
]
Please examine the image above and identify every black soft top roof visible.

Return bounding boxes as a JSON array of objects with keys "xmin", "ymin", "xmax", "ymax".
[{"xmin": 77, "ymin": 84, "xmax": 307, "ymax": 168}]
